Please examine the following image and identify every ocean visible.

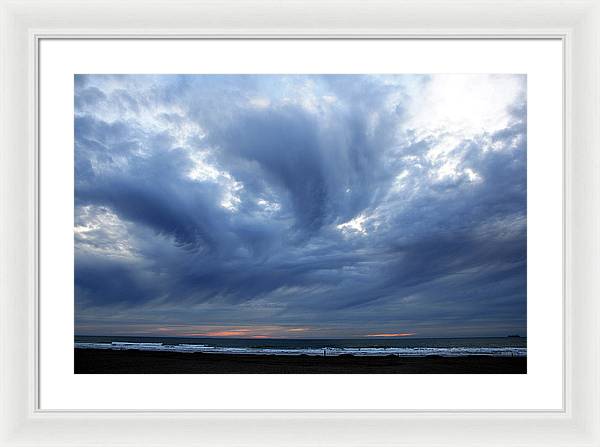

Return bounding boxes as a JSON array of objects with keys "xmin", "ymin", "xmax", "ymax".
[{"xmin": 75, "ymin": 335, "xmax": 527, "ymax": 357}]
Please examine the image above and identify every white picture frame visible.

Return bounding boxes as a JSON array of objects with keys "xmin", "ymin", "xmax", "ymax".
[{"xmin": 1, "ymin": 0, "xmax": 599, "ymax": 445}]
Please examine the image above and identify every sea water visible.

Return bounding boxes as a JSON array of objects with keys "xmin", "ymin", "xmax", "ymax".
[{"xmin": 74, "ymin": 335, "xmax": 526, "ymax": 357}]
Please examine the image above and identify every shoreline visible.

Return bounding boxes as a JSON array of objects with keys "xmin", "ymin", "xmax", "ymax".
[{"xmin": 75, "ymin": 348, "xmax": 527, "ymax": 374}]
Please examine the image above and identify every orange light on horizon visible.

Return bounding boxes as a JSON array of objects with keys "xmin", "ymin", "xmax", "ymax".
[
  {"xmin": 171, "ymin": 326, "xmax": 313, "ymax": 338},
  {"xmin": 185, "ymin": 329, "xmax": 252, "ymax": 337},
  {"xmin": 365, "ymin": 332, "xmax": 416, "ymax": 337}
]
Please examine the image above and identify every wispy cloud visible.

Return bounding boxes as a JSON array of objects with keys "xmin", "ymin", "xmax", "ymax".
[{"xmin": 74, "ymin": 74, "xmax": 527, "ymax": 338}]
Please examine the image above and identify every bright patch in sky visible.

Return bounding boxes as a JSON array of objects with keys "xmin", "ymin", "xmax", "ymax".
[{"xmin": 337, "ymin": 214, "xmax": 369, "ymax": 235}]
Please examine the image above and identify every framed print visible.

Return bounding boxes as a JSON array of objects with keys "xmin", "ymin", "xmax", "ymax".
[{"xmin": 1, "ymin": 0, "xmax": 600, "ymax": 446}]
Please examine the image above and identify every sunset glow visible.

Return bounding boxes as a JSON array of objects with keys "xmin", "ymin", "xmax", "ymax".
[{"xmin": 366, "ymin": 333, "xmax": 416, "ymax": 337}]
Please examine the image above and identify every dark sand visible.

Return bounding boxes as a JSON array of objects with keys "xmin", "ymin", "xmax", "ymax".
[{"xmin": 75, "ymin": 348, "xmax": 526, "ymax": 374}]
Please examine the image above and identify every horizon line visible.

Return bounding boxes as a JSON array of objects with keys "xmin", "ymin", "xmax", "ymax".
[{"xmin": 74, "ymin": 334, "xmax": 526, "ymax": 340}]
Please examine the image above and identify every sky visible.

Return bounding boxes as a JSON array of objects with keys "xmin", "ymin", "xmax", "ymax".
[{"xmin": 74, "ymin": 74, "xmax": 527, "ymax": 339}]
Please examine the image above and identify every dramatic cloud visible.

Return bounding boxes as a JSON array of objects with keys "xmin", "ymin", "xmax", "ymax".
[{"xmin": 74, "ymin": 74, "xmax": 527, "ymax": 338}]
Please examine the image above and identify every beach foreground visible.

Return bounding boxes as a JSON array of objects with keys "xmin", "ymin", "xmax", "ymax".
[{"xmin": 75, "ymin": 348, "xmax": 526, "ymax": 374}]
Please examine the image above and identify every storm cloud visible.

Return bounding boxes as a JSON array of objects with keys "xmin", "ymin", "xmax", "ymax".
[{"xmin": 74, "ymin": 74, "xmax": 527, "ymax": 338}]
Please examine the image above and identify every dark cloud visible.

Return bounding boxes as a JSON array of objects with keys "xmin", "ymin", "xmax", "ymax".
[{"xmin": 74, "ymin": 74, "xmax": 527, "ymax": 338}]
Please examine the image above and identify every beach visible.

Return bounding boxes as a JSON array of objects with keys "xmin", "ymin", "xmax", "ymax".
[{"xmin": 74, "ymin": 348, "xmax": 527, "ymax": 374}]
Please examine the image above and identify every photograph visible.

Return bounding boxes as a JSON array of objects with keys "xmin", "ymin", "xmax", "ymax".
[
  {"xmin": 73, "ymin": 73, "xmax": 527, "ymax": 374},
  {"xmin": 7, "ymin": 0, "xmax": 600, "ymax": 441}
]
